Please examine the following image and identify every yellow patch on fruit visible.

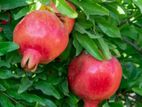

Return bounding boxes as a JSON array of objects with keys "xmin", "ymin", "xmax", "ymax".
[{"xmin": 40, "ymin": 5, "xmax": 51, "ymax": 11}]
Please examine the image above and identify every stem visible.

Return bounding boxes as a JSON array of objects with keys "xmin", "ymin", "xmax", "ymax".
[
  {"xmin": 84, "ymin": 99, "xmax": 100, "ymax": 107},
  {"xmin": 123, "ymin": 37, "xmax": 142, "ymax": 54}
]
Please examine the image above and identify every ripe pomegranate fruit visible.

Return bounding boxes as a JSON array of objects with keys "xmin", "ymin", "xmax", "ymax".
[
  {"xmin": 68, "ymin": 53, "xmax": 122, "ymax": 107},
  {"xmin": 49, "ymin": 1, "xmax": 75, "ymax": 34},
  {"xmin": 13, "ymin": 10, "xmax": 68, "ymax": 71},
  {"xmin": 0, "ymin": 20, "xmax": 8, "ymax": 25}
]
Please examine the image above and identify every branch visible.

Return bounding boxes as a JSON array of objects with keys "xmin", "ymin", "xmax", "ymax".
[{"xmin": 123, "ymin": 37, "xmax": 142, "ymax": 54}]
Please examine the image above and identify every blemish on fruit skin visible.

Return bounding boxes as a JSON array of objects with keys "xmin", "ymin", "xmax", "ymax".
[{"xmin": 68, "ymin": 53, "xmax": 122, "ymax": 107}]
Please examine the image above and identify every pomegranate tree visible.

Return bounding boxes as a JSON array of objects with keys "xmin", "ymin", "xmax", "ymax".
[
  {"xmin": 13, "ymin": 10, "xmax": 68, "ymax": 71},
  {"xmin": 68, "ymin": 53, "xmax": 122, "ymax": 107}
]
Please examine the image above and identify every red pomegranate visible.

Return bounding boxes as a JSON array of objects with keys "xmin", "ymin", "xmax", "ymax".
[
  {"xmin": 49, "ymin": 1, "xmax": 75, "ymax": 34},
  {"xmin": 0, "ymin": 20, "xmax": 8, "ymax": 25},
  {"xmin": 68, "ymin": 53, "xmax": 122, "ymax": 107},
  {"xmin": 13, "ymin": 10, "xmax": 68, "ymax": 71}
]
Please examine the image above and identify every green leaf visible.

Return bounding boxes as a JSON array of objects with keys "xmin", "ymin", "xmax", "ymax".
[
  {"xmin": 15, "ymin": 103, "xmax": 25, "ymax": 107},
  {"xmin": 43, "ymin": 99, "xmax": 57, "ymax": 107},
  {"xmin": 67, "ymin": 94, "xmax": 79, "ymax": 107},
  {"xmin": 53, "ymin": 0, "xmax": 78, "ymax": 18},
  {"xmin": 75, "ymin": 32, "xmax": 103, "ymax": 60},
  {"xmin": 0, "ymin": 94, "xmax": 15, "ymax": 107},
  {"xmin": 2, "ymin": 24, "xmax": 13, "ymax": 40},
  {"xmin": 0, "ymin": 42, "xmax": 19, "ymax": 56},
  {"xmin": 18, "ymin": 77, "xmax": 33, "ymax": 94},
  {"xmin": 20, "ymin": 94, "xmax": 45, "ymax": 106},
  {"xmin": 61, "ymin": 80, "xmax": 69, "ymax": 96},
  {"xmin": 132, "ymin": 87, "xmax": 142, "ymax": 96},
  {"xmin": 59, "ymin": 40, "xmax": 72, "ymax": 61},
  {"xmin": 109, "ymin": 101, "xmax": 123, "ymax": 107},
  {"xmin": 34, "ymin": 81, "xmax": 61, "ymax": 99},
  {"xmin": 6, "ymin": 51, "xmax": 21, "ymax": 64},
  {"xmin": 133, "ymin": 0, "xmax": 142, "ymax": 13},
  {"xmin": 71, "ymin": 0, "xmax": 109, "ymax": 18},
  {"xmin": 0, "ymin": 60, "xmax": 10, "ymax": 68},
  {"xmin": 0, "ymin": 69, "xmax": 14, "ymax": 79},
  {"xmin": 0, "ymin": 0, "xmax": 34, "ymax": 10},
  {"xmin": 39, "ymin": 0, "xmax": 50, "ymax": 5},
  {"xmin": 13, "ymin": 6, "xmax": 30, "ymax": 20},
  {"xmin": 0, "ymin": 84, "xmax": 6, "ymax": 91},
  {"xmin": 121, "ymin": 25, "xmax": 138, "ymax": 40},
  {"xmin": 98, "ymin": 37, "xmax": 112, "ymax": 59},
  {"xmin": 73, "ymin": 36, "xmax": 83, "ymax": 56},
  {"xmin": 75, "ymin": 23, "xmax": 101, "ymax": 39},
  {"xmin": 97, "ymin": 18, "xmax": 121, "ymax": 38},
  {"xmin": 103, "ymin": 102, "xmax": 110, "ymax": 107},
  {"xmin": 8, "ymin": 90, "xmax": 45, "ymax": 106}
]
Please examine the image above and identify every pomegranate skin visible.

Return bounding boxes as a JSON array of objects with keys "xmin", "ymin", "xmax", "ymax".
[
  {"xmin": 50, "ymin": 1, "xmax": 75, "ymax": 34},
  {"xmin": 68, "ymin": 53, "xmax": 122, "ymax": 107},
  {"xmin": 13, "ymin": 10, "xmax": 68, "ymax": 71}
]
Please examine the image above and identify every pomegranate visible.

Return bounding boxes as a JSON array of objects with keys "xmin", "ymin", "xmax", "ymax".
[
  {"xmin": 49, "ymin": 1, "xmax": 75, "ymax": 34},
  {"xmin": 13, "ymin": 10, "xmax": 68, "ymax": 71},
  {"xmin": 0, "ymin": 20, "xmax": 8, "ymax": 25},
  {"xmin": 68, "ymin": 53, "xmax": 122, "ymax": 107}
]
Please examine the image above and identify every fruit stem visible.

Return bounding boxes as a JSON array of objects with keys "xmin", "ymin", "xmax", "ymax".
[
  {"xmin": 84, "ymin": 99, "xmax": 100, "ymax": 107},
  {"xmin": 21, "ymin": 49, "xmax": 41, "ymax": 72}
]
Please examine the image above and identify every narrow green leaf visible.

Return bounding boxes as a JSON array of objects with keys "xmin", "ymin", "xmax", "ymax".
[
  {"xmin": 0, "ymin": 42, "xmax": 19, "ymax": 56},
  {"xmin": 43, "ymin": 99, "xmax": 57, "ymax": 107},
  {"xmin": 75, "ymin": 23, "xmax": 101, "ymax": 39},
  {"xmin": 14, "ymin": 6, "xmax": 30, "ymax": 20},
  {"xmin": 21, "ymin": 94, "xmax": 44, "ymax": 106},
  {"xmin": 71, "ymin": 0, "xmax": 109, "ymax": 17},
  {"xmin": 2, "ymin": 24, "xmax": 13, "ymax": 40},
  {"xmin": 97, "ymin": 37, "xmax": 112, "ymax": 60},
  {"xmin": 15, "ymin": 103, "xmax": 25, "ymax": 107},
  {"xmin": 132, "ymin": 87, "xmax": 142, "ymax": 96},
  {"xmin": 0, "ymin": 94, "xmax": 15, "ymax": 107},
  {"xmin": 39, "ymin": 0, "xmax": 50, "ymax": 5},
  {"xmin": 61, "ymin": 80, "xmax": 69, "ymax": 96},
  {"xmin": 0, "ymin": 0, "xmax": 34, "ymax": 10},
  {"xmin": 35, "ymin": 81, "xmax": 61, "ymax": 99},
  {"xmin": 0, "ymin": 84, "xmax": 6, "ymax": 91},
  {"xmin": 133, "ymin": 0, "xmax": 142, "ymax": 13},
  {"xmin": 97, "ymin": 18, "xmax": 121, "ymax": 38},
  {"xmin": 53, "ymin": 0, "xmax": 78, "ymax": 18},
  {"xmin": 75, "ymin": 32, "xmax": 103, "ymax": 60},
  {"xmin": 0, "ymin": 69, "xmax": 14, "ymax": 79},
  {"xmin": 67, "ymin": 94, "xmax": 79, "ymax": 107},
  {"xmin": 0, "ymin": 60, "xmax": 10, "ymax": 68},
  {"xmin": 73, "ymin": 36, "xmax": 83, "ymax": 56},
  {"xmin": 109, "ymin": 101, "xmax": 123, "ymax": 107},
  {"xmin": 103, "ymin": 102, "xmax": 110, "ymax": 107},
  {"xmin": 59, "ymin": 40, "xmax": 72, "ymax": 61},
  {"xmin": 18, "ymin": 77, "xmax": 33, "ymax": 94},
  {"xmin": 7, "ymin": 90, "xmax": 45, "ymax": 106},
  {"xmin": 121, "ymin": 25, "xmax": 138, "ymax": 40}
]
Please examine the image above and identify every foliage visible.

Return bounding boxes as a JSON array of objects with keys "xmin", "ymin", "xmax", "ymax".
[{"xmin": 0, "ymin": 0, "xmax": 142, "ymax": 106}]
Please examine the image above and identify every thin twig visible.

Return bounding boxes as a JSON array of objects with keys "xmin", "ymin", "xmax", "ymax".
[
  {"xmin": 2, "ymin": 92, "xmax": 18, "ymax": 104},
  {"xmin": 123, "ymin": 37, "xmax": 142, "ymax": 54}
]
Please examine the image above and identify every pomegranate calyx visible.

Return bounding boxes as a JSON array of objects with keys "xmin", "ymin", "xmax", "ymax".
[
  {"xmin": 21, "ymin": 49, "xmax": 41, "ymax": 72},
  {"xmin": 84, "ymin": 99, "xmax": 100, "ymax": 107}
]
